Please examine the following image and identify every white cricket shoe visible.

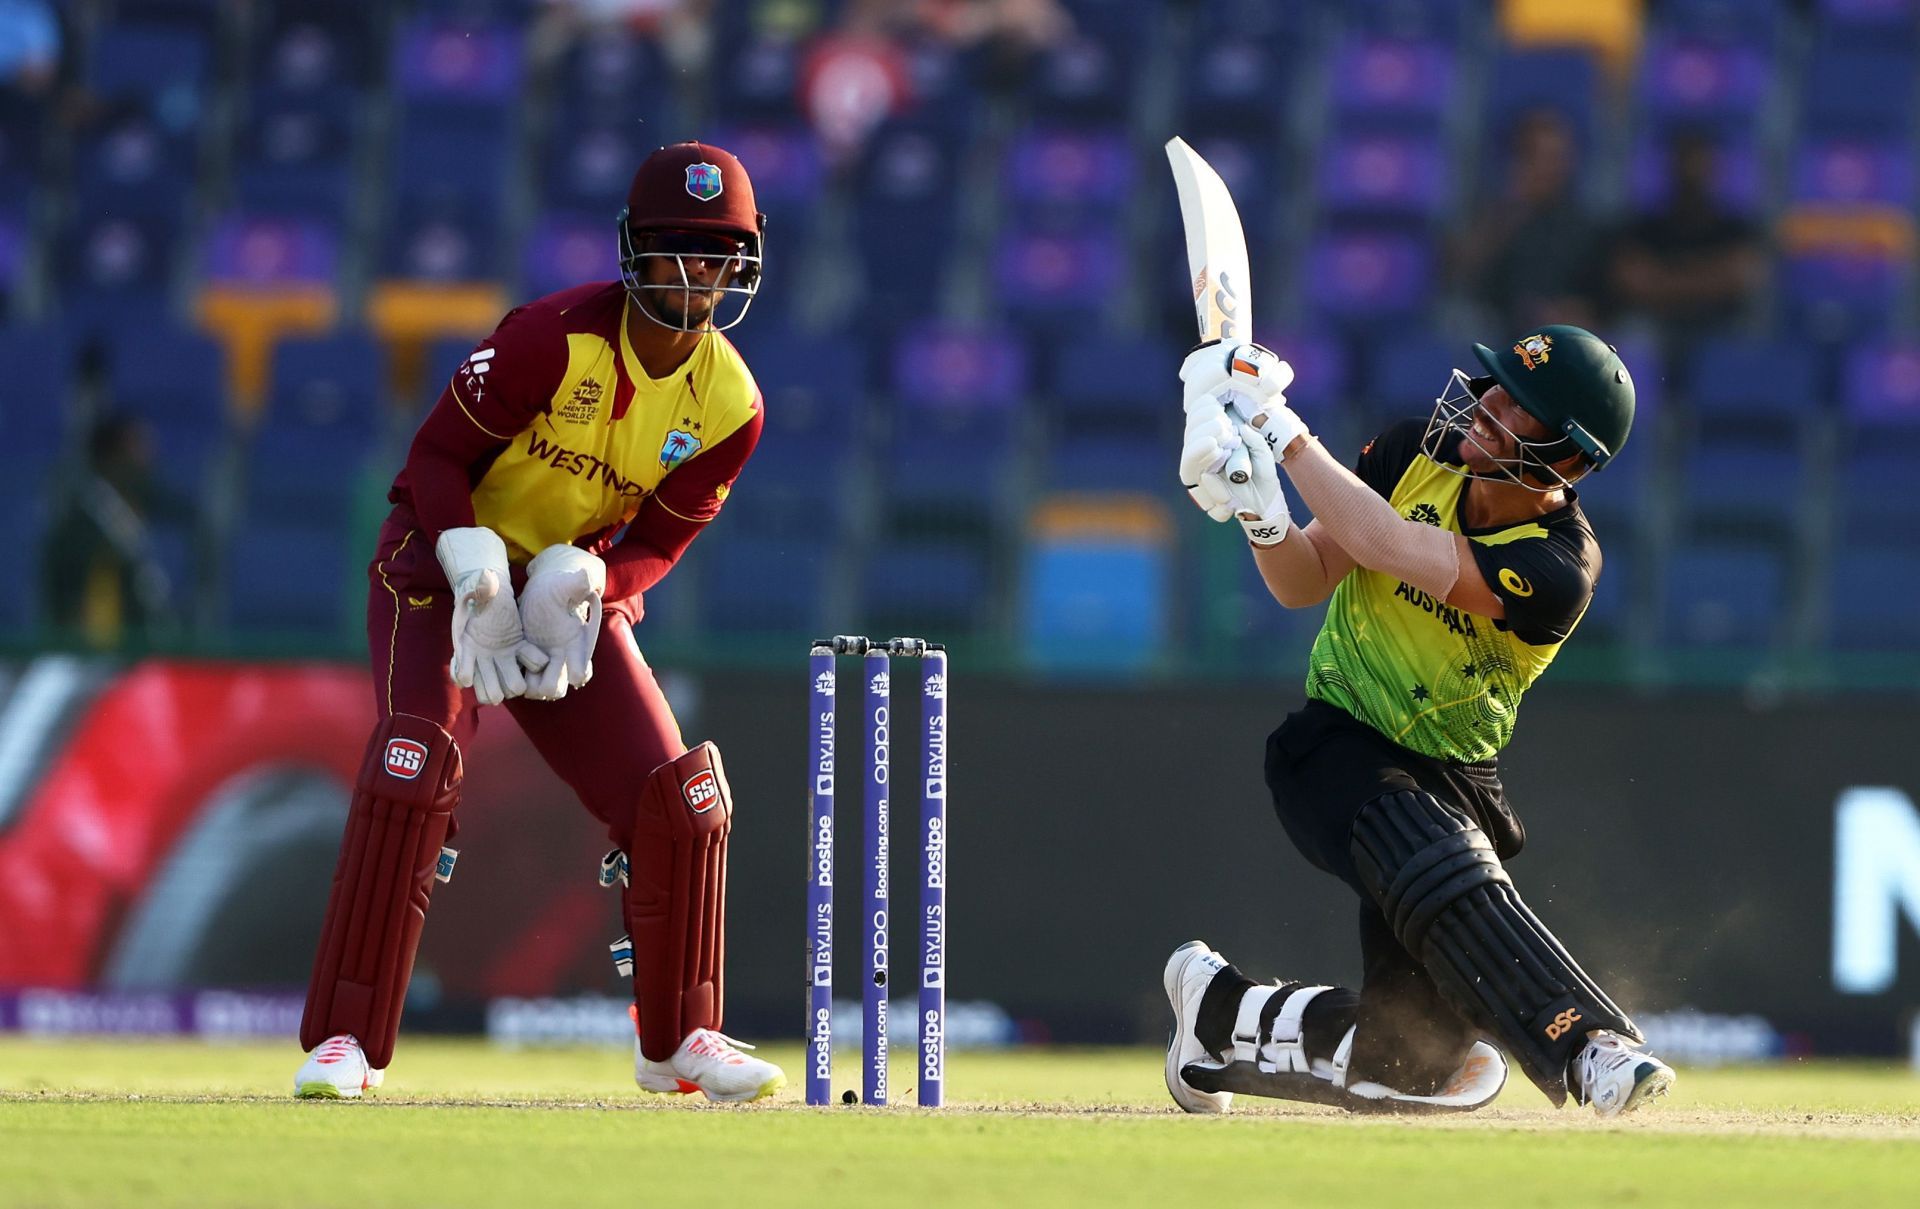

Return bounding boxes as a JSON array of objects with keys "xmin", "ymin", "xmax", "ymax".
[
  {"xmin": 1163, "ymin": 940, "xmax": 1233, "ymax": 1114},
  {"xmin": 636, "ymin": 1028, "xmax": 786, "ymax": 1103},
  {"xmin": 293, "ymin": 1033, "xmax": 385, "ymax": 1099},
  {"xmin": 1571, "ymin": 1030, "xmax": 1675, "ymax": 1118}
]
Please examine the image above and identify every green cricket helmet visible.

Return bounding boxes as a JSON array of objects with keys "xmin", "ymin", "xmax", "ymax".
[{"xmin": 1420, "ymin": 324, "xmax": 1636, "ymax": 492}]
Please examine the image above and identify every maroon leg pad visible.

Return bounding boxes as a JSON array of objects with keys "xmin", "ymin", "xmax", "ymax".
[
  {"xmin": 300, "ymin": 714, "xmax": 462, "ymax": 1070},
  {"xmin": 627, "ymin": 741, "xmax": 732, "ymax": 1062}
]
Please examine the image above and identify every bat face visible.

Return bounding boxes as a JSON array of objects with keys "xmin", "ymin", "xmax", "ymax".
[
  {"xmin": 1168, "ymin": 137, "xmax": 1255, "ymax": 483},
  {"xmin": 1166, "ymin": 137, "xmax": 1253, "ymax": 345}
]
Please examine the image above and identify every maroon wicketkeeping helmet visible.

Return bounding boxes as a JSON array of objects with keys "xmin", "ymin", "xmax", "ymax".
[{"xmin": 617, "ymin": 141, "xmax": 767, "ymax": 332}]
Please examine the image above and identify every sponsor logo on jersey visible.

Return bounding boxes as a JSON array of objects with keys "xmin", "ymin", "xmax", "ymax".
[
  {"xmin": 660, "ymin": 428, "xmax": 702, "ymax": 468},
  {"xmin": 384, "ymin": 738, "xmax": 429, "ymax": 780},
  {"xmin": 714, "ymin": 482, "xmax": 730, "ymax": 502},
  {"xmin": 1514, "ymin": 333, "xmax": 1553, "ymax": 369},
  {"xmin": 457, "ymin": 346, "xmax": 496, "ymax": 402},
  {"xmin": 1498, "ymin": 567, "xmax": 1535, "ymax": 597},
  {"xmin": 685, "ymin": 162, "xmax": 724, "ymax": 202},
  {"xmin": 407, "ymin": 595, "xmax": 434, "ymax": 609},
  {"xmin": 1406, "ymin": 502, "xmax": 1443, "ymax": 527},
  {"xmin": 682, "ymin": 768, "xmax": 721, "ymax": 813},
  {"xmin": 525, "ymin": 432, "xmax": 644, "ymax": 497}
]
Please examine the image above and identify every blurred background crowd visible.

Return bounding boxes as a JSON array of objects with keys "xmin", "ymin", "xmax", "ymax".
[{"xmin": 3, "ymin": 0, "xmax": 1916, "ymax": 687}]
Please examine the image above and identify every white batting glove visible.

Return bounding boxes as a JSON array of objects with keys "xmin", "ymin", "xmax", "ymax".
[
  {"xmin": 1180, "ymin": 393, "xmax": 1241, "ymax": 521},
  {"xmin": 518, "ymin": 544, "xmax": 607, "ymax": 701},
  {"xmin": 1228, "ymin": 417, "xmax": 1289, "ymax": 546},
  {"xmin": 1179, "ymin": 340, "xmax": 1295, "ymax": 427},
  {"xmin": 1237, "ymin": 399, "xmax": 1312, "ymax": 465},
  {"xmin": 436, "ymin": 527, "xmax": 548, "ymax": 706}
]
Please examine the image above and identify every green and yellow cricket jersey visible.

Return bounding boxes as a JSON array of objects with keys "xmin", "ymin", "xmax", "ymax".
[{"xmin": 1306, "ymin": 420, "xmax": 1600, "ymax": 765}]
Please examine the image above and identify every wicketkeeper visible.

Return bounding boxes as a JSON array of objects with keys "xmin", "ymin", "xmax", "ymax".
[
  {"xmin": 294, "ymin": 142, "xmax": 783, "ymax": 1102},
  {"xmin": 1163, "ymin": 326, "xmax": 1676, "ymax": 1117}
]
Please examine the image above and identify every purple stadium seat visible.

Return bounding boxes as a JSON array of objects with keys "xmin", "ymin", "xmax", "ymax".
[
  {"xmin": 1636, "ymin": 37, "xmax": 1770, "ymax": 134},
  {"xmin": 1317, "ymin": 129, "xmax": 1448, "ymax": 220},
  {"xmin": 1841, "ymin": 342, "xmax": 1920, "ymax": 428},
  {"xmin": 1002, "ymin": 127, "xmax": 1134, "ymax": 216},
  {"xmin": 204, "ymin": 215, "xmax": 339, "ymax": 285},
  {"xmin": 522, "ymin": 213, "xmax": 608, "ymax": 300},
  {"xmin": 1679, "ymin": 445, "xmax": 1806, "ymax": 530},
  {"xmin": 1781, "ymin": 250, "xmax": 1909, "ymax": 339},
  {"xmin": 1834, "ymin": 445, "xmax": 1920, "ymax": 542},
  {"xmin": 1484, "ymin": 48, "xmax": 1599, "ymax": 146},
  {"xmin": 1816, "ymin": 0, "xmax": 1919, "ymax": 49},
  {"xmin": 707, "ymin": 124, "xmax": 826, "ymax": 207},
  {"xmin": 1028, "ymin": 28, "xmax": 1134, "ymax": 120},
  {"xmin": 1303, "ymin": 229, "xmax": 1434, "ymax": 323},
  {"xmin": 235, "ymin": 90, "xmax": 356, "ymax": 216},
  {"xmin": 1688, "ymin": 339, "xmax": 1818, "ymax": 419},
  {"xmin": 390, "ymin": 107, "xmax": 511, "ymax": 205},
  {"xmin": 1662, "ymin": 542, "xmax": 1786, "ymax": 647},
  {"xmin": 1327, "ymin": 38, "xmax": 1457, "ymax": 130},
  {"xmin": 892, "ymin": 324, "xmax": 1029, "ymax": 409},
  {"xmin": 710, "ymin": 35, "xmax": 801, "ymax": 124},
  {"xmin": 76, "ymin": 111, "xmax": 193, "ymax": 213},
  {"xmin": 1801, "ymin": 44, "xmax": 1915, "ymax": 136},
  {"xmin": 384, "ymin": 201, "xmax": 499, "ymax": 281},
  {"xmin": 993, "ymin": 224, "xmax": 1124, "ymax": 321},
  {"xmin": 60, "ymin": 209, "xmax": 175, "ymax": 295},
  {"xmin": 1658, "ymin": 0, "xmax": 1792, "ymax": 49},
  {"xmin": 1628, "ymin": 132, "xmax": 1761, "ymax": 213},
  {"xmin": 90, "ymin": 24, "xmax": 211, "ymax": 101},
  {"xmin": 852, "ymin": 122, "xmax": 962, "ymax": 311},
  {"xmin": 1182, "ymin": 41, "xmax": 1291, "ymax": 134},
  {"xmin": 1790, "ymin": 139, "xmax": 1914, "ymax": 205},
  {"xmin": 545, "ymin": 123, "xmax": 645, "ymax": 211},
  {"xmin": 392, "ymin": 19, "xmax": 523, "ymax": 104},
  {"xmin": 1826, "ymin": 543, "xmax": 1920, "ymax": 650}
]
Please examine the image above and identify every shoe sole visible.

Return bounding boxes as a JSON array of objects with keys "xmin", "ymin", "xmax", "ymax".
[
  {"xmin": 1162, "ymin": 941, "xmax": 1228, "ymax": 1115},
  {"xmin": 700, "ymin": 1072, "xmax": 787, "ymax": 1104},
  {"xmin": 1619, "ymin": 1064, "xmax": 1676, "ymax": 1115},
  {"xmin": 294, "ymin": 1082, "xmax": 359, "ymax": 1100}
]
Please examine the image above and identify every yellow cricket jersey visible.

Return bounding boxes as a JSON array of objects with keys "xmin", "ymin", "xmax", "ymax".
[
  {"xmin": 1306, "ymin": 420, "xmax": 1601, "ymax": 764},
  {"xmin": 442, "ymin": 281, "xmax": 760, "ymax": 562}
]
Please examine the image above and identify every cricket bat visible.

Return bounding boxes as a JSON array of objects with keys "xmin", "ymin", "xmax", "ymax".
[{"xmin": 1166, "ymin": 136, "xmax": 1253, "ymax": 484}]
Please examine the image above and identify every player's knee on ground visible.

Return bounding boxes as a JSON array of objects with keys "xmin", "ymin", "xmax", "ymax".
[
  {"xmin": 301, "ymin": 714, "xmax": 463, "ymax": 1070},
  {"xmin": 1349, "ymin": 789, "xmax": 1638, "ymax": 1105},
  {"xmin": 625, "ymin": 742, "xmax": 731, "ymax": 1062}
]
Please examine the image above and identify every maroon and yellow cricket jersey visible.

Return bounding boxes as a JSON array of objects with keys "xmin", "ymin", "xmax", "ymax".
[{"xmin": 387, "ymin": 281, "xmax": 762, "ymax": 602}]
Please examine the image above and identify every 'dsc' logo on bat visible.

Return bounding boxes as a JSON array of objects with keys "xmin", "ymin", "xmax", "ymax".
[{"xmin": 384, "ymin": 738, "xmax": 429, "ymax": 780}]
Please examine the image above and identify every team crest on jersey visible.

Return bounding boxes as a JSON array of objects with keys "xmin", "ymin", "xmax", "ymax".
[
  {"xmin": 685, "ymin": 162, "xmax": 724, "ymax": 202},
  {"xmin": 1513, "ymin": 333, "xmax": 1553, "ymax": 369},
  {"xmin": 660, "ymin": 428, "xmax": 703, "ymax": 468}
]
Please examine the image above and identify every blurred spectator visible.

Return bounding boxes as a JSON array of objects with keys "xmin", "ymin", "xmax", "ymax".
[
  {"xmin": 1607, "ymin": 132, "xmax": 1765, "ymax": 342},
  {"xmin": 40, "ymin": 414, "xmax": 183, "ymax": 646},
  {"xmin": 916, "ymin": 0, "xmax": 1072, "ymax": 93},
  {"xmin": 1453, "ymin": 109, "xmax": 1601, "ymax": 332},
  {"xmin": 800, "ymin": 2, "xmax": 913, "ymax": 162},
  {"xmin": 0, "ymin": 0, "xmax": 57, "ymax": 93}
]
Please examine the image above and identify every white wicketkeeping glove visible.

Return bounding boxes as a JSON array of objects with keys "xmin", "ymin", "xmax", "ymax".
[
  {"xmin": 1227, "ymin": 417, "xmax": 1290, "ymax": 546},
  {"xmin": 436, "ymin": 527, "xmax": 547, "ymax": 706},
  {"xmin": 518, "ymin": 544, "xmax": 607, "ymax": 701}
]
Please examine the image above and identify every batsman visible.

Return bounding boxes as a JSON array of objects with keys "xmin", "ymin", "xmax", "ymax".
[
  {"xmin": 1164, "ymin": 325, "xmax": 1677, "ymax": 1117},
  {"xmin": 293, "ymin": 142, "xmax": 783, "ymax": 1102}
]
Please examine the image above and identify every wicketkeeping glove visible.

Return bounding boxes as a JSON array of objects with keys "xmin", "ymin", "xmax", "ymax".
[
  {"xmin": 436, "ymin": 527, "xmax": 547, "ymax": 706},
  {"xmin": 518, "ymin": 543, "xmax": 607, "ymax": 701}
]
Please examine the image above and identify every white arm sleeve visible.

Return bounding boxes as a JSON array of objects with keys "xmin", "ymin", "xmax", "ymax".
[{"xmin": 1280, "ymin": 438, "xmax": 1461, "ymax": 599}]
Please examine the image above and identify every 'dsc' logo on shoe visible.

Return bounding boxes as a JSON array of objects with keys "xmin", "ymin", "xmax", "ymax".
[
  {"xmin": 683, "ymin": 769, "xmax": 720, "ymax": 813},
  {"xmin": 385, "ymin": 738, "xmax": 429, "ymax": 780}
]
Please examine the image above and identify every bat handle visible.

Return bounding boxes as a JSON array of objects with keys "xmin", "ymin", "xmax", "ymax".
[{"xmin": 1224, "ymin": 444, "xmax": 1251, "ymax": 485}]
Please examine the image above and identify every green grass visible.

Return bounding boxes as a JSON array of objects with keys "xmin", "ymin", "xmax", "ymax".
[{"xmin": 3, "ymin": 1039, "xmax": 1918, "ymax": 1208}]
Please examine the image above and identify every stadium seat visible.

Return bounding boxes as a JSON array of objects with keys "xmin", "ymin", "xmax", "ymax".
[
  {"xmin": 1826, "ymin": 542, "xmax": 1920, "ymax": 650},
  {"xmin": 1627, "ymin": 131, "xmax": 1761, "ymax": 214},
  {"xmin": 992, "ymin": 223, "xmax": 1125, "ymax": 330},
  {"xmin": 860, "ymin": 540, "xmax": 993, "ymax": 636},
  {"xmin": 891, "ymin": 324, "xmax": 1030, "ymax": 409},
  {"xmin": 1000, "ymin": 127, "xmax": 1135, "ymax": 222},
  {"xmin": 1801, "ymin": 43, "xmax": 1915, "ymax": 137},
  {"xmin": 1024, "ymin": 27, "xmax": 1138, "ymax": 122},
  {"xmin": 204, "ymin": 215, "xmax": 339, "ymax": 287},
  {"xmin": 1686, "ymin": 338, "xmax": 1820, "ymax": 426},
  {"xmin": 1327, "ymin": 38, "xmax": 1458, "ymax": 132},
  {"xmin": 89, "ymin": 23, "xmax": 211, "ymax": 103},
  {"xmin": 1661, "ymin": 541, "xmax": 1787, "ymax": 647},
  {"xmin": 1840, "ymin": 341, "xmax": 1920, "ymax": 430},
  {"xmin": 1677, "ymin": 445, "xmax": 1806, "ymax": 538},
  {"xmin": 1482, "ymin": 48, "xmax": 1601, "ymax": 148},
  {"xmin": 1316, "ymin": 128, "xmax": 1450, "ymax": 222},
  {"xmin": 1302, "ymin": 228, "xmax": 1435, "ymax": 325},
  {"xmin": 702, "ymin": 535, "xmax": 829, "ymax": 635},
  {"xmin": 1635, "ymin": 37, "xmax": 1770, "ymax": 137},
  {"xmin": 225, "ymin": 519, "xmax": 360, "ymax": 636},
  {"xmin": 1790, "ymin": 139, "xmax": 1914, "ymax": 206},
  {"xmin": 390, "ymin": 18, "xmax": 524, "ymax": 106},
  {"xmin": 522, "ymin": 212, "xmax": 608, "ymax": 300}
]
